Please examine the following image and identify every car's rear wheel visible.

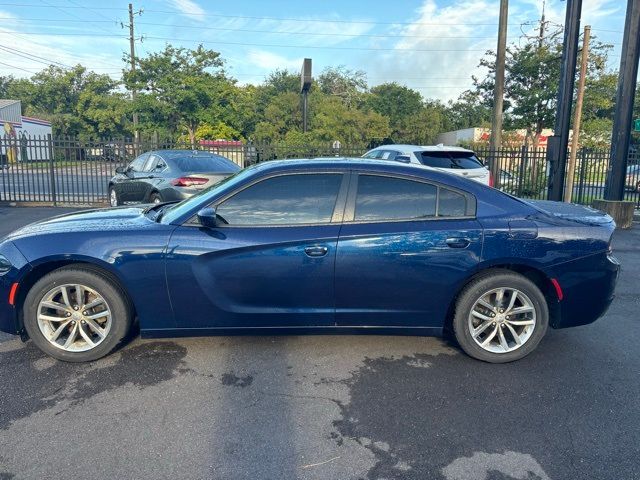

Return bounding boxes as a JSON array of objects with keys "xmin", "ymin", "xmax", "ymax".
[
  {"xmin": 452, "ymin": 270, "xmax": 548, "ymax": 363},
  {"xmin": 109, "ymin": 187, "xmax": 120, "ymax": 207},
  {"xmin": 23, "ymin": 267, "xmax": 133, "ymax": 362},
  {"xmin": 149, "ymin": 192, "xmax": 162, "ymax": 204}
]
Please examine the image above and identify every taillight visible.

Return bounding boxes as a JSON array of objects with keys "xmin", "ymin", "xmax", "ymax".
[
  {"xmin": 489, "ymin": 173, "xmax": 494, "ymax": 188},
  {"xmin": 171, "ymin": 177, "xmax": 208, "ymax": 187}
]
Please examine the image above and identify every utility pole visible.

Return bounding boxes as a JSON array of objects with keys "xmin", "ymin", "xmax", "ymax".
[
  {"xmin": 546, "ymin": 0, "xmax": 582, "ymax": 201},
  {"xmin": 564, "ymin": 25, "xmax": 590, "ymax": 202},
  {"xmin": 128, "ymin": 3, "xmax": 139, "ymax": 147},
  {"xmin": 489, "ymin": 0, "xmax": 508, "ymax": 187},
  {"xmin": 605, "ymin": 0, "xmax": 640, "ymax": 200}
]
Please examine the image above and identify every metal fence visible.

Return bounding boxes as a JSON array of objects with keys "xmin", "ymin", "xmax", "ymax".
[{"xmin": 1, "ymin": 134, "xmax": 639, "ymax": 207}]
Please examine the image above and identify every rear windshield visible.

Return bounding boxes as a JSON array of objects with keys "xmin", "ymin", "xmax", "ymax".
[
  {"xmin": 172, "ymin": 155, "xmax": 240, "ymax": 173},
  {"xmin": 417, "ymin": 151, "xmax": 484, "ymax": 169}
]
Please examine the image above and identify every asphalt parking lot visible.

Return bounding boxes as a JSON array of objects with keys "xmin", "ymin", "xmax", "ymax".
[{"xmin": 0, "ymin": 206, "xmax": 639, "ymax": 480}]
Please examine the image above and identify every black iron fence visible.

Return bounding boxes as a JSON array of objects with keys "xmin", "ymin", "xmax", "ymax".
[{"xmin": 1, "ymin": 134, "xmax": 639, "ymax": 207}]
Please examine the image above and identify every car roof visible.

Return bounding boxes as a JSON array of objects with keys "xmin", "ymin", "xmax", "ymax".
[
  {"xmin": 151, "ymin": 149, "xmax": 227, "ymax": 159},
  {"xmin": 246, "ymin": 157, "xmax": 485, "ymax": 190},
  {"xmin": 369, "ymin": 144, "xmax": 475, "ymax": 154}
]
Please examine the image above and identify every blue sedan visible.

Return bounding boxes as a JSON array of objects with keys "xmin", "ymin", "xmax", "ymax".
[{"xmin": 0, "ymin": 159, "xmax": 619, "ymax": 363}]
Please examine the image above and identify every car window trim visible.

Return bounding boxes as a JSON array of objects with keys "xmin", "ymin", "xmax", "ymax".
[
  {"xmin": 342, "ymin": 170, "xmax": 476, "ymax": 224},
  {"xmin": 183, "ymin": 170, "xmax": 350, "ymax": 228}
]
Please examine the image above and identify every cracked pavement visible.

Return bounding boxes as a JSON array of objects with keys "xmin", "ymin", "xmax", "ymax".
[{"xmin": 0, "ymin": 207, "xmax": 638, "ymax": 480}]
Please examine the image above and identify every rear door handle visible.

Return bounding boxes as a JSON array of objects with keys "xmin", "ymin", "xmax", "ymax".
[
  {"xmin": 446, "ymin": 237, "xmax": 471, "ymax": 249},
  {"xmin": 304, "ymin": 246, "xmax": 329, "ymax": 257}
]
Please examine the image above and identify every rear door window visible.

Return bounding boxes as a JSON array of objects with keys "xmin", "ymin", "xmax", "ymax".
[
  {"xmin": 353, "ymin": 174, "xmax": 475, "ymax": 221},
  {"xmin": 418, "ymin": 152, "xmax": 484, "ymax": 169},
  {"xmin": 354, "ymin": 175, "xmax": 437, "ymax": 221},
  {"xmin": 173, "ymin": 155, "xmax": 240, "ymax": 173}
]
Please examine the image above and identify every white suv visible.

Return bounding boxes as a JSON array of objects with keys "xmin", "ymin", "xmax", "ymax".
[{"xmin": 363, "ymin": 144, "xmax": 491, "ymax": 186}]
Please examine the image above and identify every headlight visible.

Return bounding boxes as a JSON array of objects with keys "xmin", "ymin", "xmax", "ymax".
[{"xmin": 0, "ymin": 254, "xmax": 12, "ymax": 274}]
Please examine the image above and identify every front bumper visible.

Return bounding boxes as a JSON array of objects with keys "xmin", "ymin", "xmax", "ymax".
[{"xmin": 549, "ymin": 251, "xmax": 620, "ymax": 329}]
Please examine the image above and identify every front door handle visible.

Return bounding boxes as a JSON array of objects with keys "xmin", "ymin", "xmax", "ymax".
[
  {"xmin": 446, "ymin": 237, "xmax": 471, "ymax": 249},
  {"xmin": 304, "ymin": 246, "xmax": 329, "ymax": 257}
]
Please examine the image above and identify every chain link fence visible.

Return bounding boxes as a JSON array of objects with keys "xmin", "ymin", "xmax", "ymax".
[{"xmin": 1, "ymin": 134, "xmax": 639, "ymax": 207}]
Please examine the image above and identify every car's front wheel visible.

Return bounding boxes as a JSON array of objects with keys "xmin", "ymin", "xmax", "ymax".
[
  {"xmin": 23, "ymin": 267, "xmax": 133, "ymax": 362},
  {"xmin": 452, "ymin": 270, "xmax": 548, "ymax": 363}
]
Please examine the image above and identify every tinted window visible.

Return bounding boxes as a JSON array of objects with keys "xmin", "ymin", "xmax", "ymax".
[
  {"xmin": 355, "ymin": 175, "xmax": 436, "ymax": 221},
  {"xmin": 438, "ymin": 188, "xmax": 467, "ymax": 217},
  {"xmin": 216, "ymin": 174, "xmax": 342, "ymax": 225},
  {"xmin": 172, "ymin": 155, "xmax": 240, "ymax": 173},
  {"xmin": 418, "ymin": 152, "xmax": 484, "ymax": 169},
  {"xmin": 129, "ymin": 154, "xmax": 148, "ymax": 172}
]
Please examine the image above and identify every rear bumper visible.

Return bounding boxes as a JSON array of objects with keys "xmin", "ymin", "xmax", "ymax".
[
  {"xmin": 548, "ymin": 251, "xmax": 619, "ymax": 329},
  {"xmin": 158, "ymin": 187, "xmax": 199, "ymax": 202}
]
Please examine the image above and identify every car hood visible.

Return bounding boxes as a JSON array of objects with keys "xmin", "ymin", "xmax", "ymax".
[{"xmin": 2, "ymin": 206, "xmax": 154, "ymax": 242}]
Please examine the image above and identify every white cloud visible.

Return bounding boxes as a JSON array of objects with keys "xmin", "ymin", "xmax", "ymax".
[
  {"xmin": 168, "ymin": 0, "xmax": 206, "ymax": 20},
  {"xmin": 367, "ymin": 0, "xmax": 504, "ymax": 102},
  {"xmin": 245, "ymin": 49, "xmax": 302, "ymax": 71},
  {"xmin": 0, "ymin": 9, "xmax": 124, "ymax": 79}
]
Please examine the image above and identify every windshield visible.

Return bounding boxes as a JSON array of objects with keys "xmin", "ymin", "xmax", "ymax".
[
  {"xmin": 159, "ymin": 167, "xmax": 254, "ymax": 224},
  {"xmin": 417, "ymin": 151, "xmax": 484, "ymax": 169}
]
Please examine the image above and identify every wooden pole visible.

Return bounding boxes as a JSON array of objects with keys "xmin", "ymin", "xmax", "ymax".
[{"xmin": 564, "ymin": 25, "xmax": 590, "ymax": 202}]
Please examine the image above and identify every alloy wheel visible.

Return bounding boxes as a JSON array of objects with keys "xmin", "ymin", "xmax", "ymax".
[
  {"xmin": 37, "ymin": 284, "xmax": 112, "ymax": 352},
  {"xmin": 468, "ymin": 287, "xmax": 536, "ymax": 354}
]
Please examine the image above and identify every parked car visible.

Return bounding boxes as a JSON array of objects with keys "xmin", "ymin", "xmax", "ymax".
[
  {"xmin": 108, "ymin": 149, "xmax": 240, "ymax": 206},
  {"xmin": 625, "ymin": 164, "xmax": 640, "ymax": 192},
  {"xmin": 0, "ymin": 158, "xmax": 619, "ymax": 363},
  {"xmin": 363, "ymin": 144, "xmax": 491, "ymax": 186}
]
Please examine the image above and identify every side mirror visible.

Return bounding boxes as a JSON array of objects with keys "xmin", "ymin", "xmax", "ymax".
[
  {"xmin": 115, "ymin": 166, "xmax": 126, "ymax": 174},
  {"xmin": 395, "ymin": 155, "xmax": 411, "ymax": 163},
  {"xmin": 197, "ymin": 207, "xmax": 218, "ymax": 228}
]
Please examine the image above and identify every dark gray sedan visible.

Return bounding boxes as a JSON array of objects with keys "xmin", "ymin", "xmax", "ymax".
[{"xmin": 108, "ymin": 150, "xmax": 241, "ymax": 206}]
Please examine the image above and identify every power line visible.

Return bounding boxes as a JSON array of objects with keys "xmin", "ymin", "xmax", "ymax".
[
  {"xmin": 0, "ymin": 44, "xmax": 73, "ymax": 68},
  {"xmin": 38, "ymin": 0, "xmax": 114, "ymax": 36},
  {"xmin": 0, "ymin": 3, "xmax": 536, "ymax": 27},
  {"xmin": 140, "ymin": 35, "xmax": 491, "ymax": 52},
  {"xmin": 0, "ymin": 60, "xmax": 38, "ymax": 74}
]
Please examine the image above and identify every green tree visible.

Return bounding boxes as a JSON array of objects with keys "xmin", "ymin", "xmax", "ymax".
[
  {"xmin": 472, "ymin": 31, "xmax": 614, "ymax": 147},
  {"xmin": 317, "ymin": 66, "xmax": 368, "ymax": 108},
  {"xmin": 446, "ymin": 90, "xmax": 492, "ymax": 131},
  {"xmin": 367, "ymin": 82, "xmax": 423, "ymax": 137},
  {"xmin": 2, "ymin": 65, "xmax": 128, "ymax": 137},
  {"xmin": 123, "ymin": 44, "xmax": 228, "ymax": 145}
]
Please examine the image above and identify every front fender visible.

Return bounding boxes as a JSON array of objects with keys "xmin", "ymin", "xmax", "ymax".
[{"xmin": 0, "ymin": 241, "xmax": 31, "ymax": 334}]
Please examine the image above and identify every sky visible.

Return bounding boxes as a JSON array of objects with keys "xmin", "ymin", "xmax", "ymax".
[{"xmin": 0, "ymin": 0, "xmax": 628, "ymax": 102}]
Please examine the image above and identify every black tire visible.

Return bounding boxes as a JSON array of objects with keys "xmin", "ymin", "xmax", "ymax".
[
  {"xmin": 636, "ymin": 181, "xmax": 640, "ymax": 193},
  {"xmin": 23, "ymin": 267, "xmax": 133, "ymax": 362},
  {"xmin": 452, "ymin": 270, "xmax": 549, "ymax": 363},
  {"xmin": 149, "ymin": 192, "xmax": 162, "ymax": 204},
  {"xmin": 109, "ymin": 186, "xmax": 120, "ymax": 207}
]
